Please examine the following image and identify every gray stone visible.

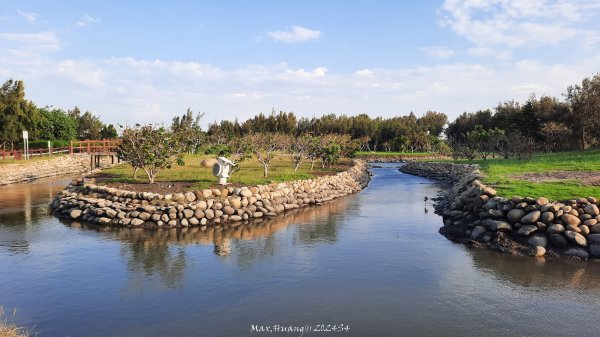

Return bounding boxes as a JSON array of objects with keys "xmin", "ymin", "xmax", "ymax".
[
  {"xmin": 481, "ymin": 219, "xmax": 512, "ymax": 231},
  {"xmin": 518, "ymin": 225, "xmax": 538, "ymax": 235},
  {"xmin": 549, "ymin": 234, "xmax": 568, "ymax": 247},
  {"xmin": 105, "ymin": 209, "xmax": 117, "ymax": 218},
  {"xmin": 564, "ymin": 247, "xmax": 589, "ymax": 260},
  {"xmin": 521, "ymin": 211, "xmax": 541, "ymax": 224},
  {"xmin": 240, "ymin": 189, "xmax": 253, "ymax": 197},
  {"xmin": 138, "ymin": 212, "xmax": 151, "ymax": 220},
  {"xmin": 591, "ymin": 225, "xmax": 600, "ymax": 234},
  {"xmin": 540, "ymin": 211, "xmax": 554, "ymax": 224},
  {"xmin": 506, "ymin": 209, "xmax": 526, "ymax": 224},
  {"xmin": 565, "ymin": 224, "xmax": 581, "ymax": 233},
  {"xmin": 470, "ymin": 226, "xmax": 486, "ymax": 240},
  {"xmin": 584, "ymin": 204, "xmax": 600, "ymax": 216},
  {"xmin": 528, "ymin": 234, "xmax": 548, "ymax": 248},
  {"xmin": 547, "ymin": 224, "xmax": 565, "ymax": 235},
  {"xmin": 587, "ymin": 234, "xmax": 600, "ymax": 243},
  {"xmin": 131, "ymin": 218, "xmax": 144, "ymax": 226},
  {"xmin": 184, "ymin": 192, "xmax": 196, "ymax": 202},
  {"xmin": 590, "ymin": 243, "xmax": 600, "ymax": 257},
  {"xmin": 564, "ymin": 230, "xmax": 587, "ymax": 247}
]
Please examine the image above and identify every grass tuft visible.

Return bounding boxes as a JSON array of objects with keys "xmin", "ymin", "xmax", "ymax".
[{"xmin": 0, "ymin": 307, "xmax": 33, "ymax": 337}]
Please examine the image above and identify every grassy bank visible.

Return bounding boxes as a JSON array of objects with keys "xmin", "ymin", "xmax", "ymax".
[
  {"xmin": 454, "ymin": 149, "xmax": 600, "ymax": 200},
  {"xmin": 97, "ymin": 154, "xmax": 350, "ymax": 190},
  {"xmin": 0, "ymin": 307, "xmax": 30, "ymax": 337},
  {"xmin": 0, "ymin": 154, "xmax": 67, "ymax": 166}
]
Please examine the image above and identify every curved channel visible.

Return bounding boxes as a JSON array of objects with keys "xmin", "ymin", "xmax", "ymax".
[{"xmin": 1, "ymin": 165, "xmax": 599, "ymax": 337}]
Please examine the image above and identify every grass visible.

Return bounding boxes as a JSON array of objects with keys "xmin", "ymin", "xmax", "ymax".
[
  {"xmin": 98, "ymin": 154, "xmax": 350, "ymax": 189},
  {"xmin": 0, "ymin": 307, "xmax": 32, "ymax": 337},
  {"xmin": 356, "ymin": 151, "xmax": 437, "ymax": 157},
  {"xmin": 448, "ymin": 149, "xmax": 600, "ymax": 200}
]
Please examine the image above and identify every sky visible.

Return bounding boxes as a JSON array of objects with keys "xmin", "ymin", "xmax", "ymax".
[{"xmin": 1, "ymin": 0, "xmax": 600, "ymax": 127}]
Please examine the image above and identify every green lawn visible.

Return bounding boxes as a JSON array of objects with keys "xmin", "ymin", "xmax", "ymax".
[
  {"xmin": 451, "ymin": 149, "xmax": 600, "ymax": 200},
  {"xmin": 98, "ymin": 154, "xmax": 349, "ymax": 189},
  {"xmin": 356, "ymin": 151, "xmax": 437, "ymax": 157}
]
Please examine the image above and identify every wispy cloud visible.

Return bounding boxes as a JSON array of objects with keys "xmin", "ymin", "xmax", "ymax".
[
  {"xmin": 420, "ymin": 46, "xmax": 455, "ymax": 59},
  {"xmin": 0, "ymin": 31, "xmax": 61, "ymax": 50},
  {"xmin": 77, "ymin": 14, "xmax": 100, "ymax": 27},
  {"xmin": 439, "ymin": 0, "xmax": 600, "ymax": 48},
  {"xmin": 267, "ymin": 26, "xmax": 321, "ymax": 43},
  {"xmin": 17, "ymin": 9, "xmax": 39, "ymax": 23}
]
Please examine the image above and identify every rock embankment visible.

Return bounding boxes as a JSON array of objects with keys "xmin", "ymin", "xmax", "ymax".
[
  {"xmin": 50, "ymin": 160, "xmax": 370, "ymax": 229},
  {"xmin": 400, "ymin": 161, "xmax": 600, "ymax": 260},
  {"xmin": 0, "ymin": 154, "xmax": 99, "ymax": 185},
  {"xmin": 361, "ymin": 154, "xmax": 450, "ymax": 163}
]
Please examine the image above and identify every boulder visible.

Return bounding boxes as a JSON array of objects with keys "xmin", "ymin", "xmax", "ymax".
[
  {"xmin": 481, "ymin": 219, "xmax": 512, "ymax": 231},
  {"xmin": 183, "ymin": 209, "xmax": 194, "ymax": 218},
  {"xmin": 69, "ymin": 209, "xmax": 82, "ymax": 219},
  {"xmin": 517, "ymin": 225, "xmax": 538, "ymax": 236},
  {"xmin": 528, "ymin": 234, "xmax": 548, "ymax": 248},
  {"xmin": 564, "ymin": 230, "xmax": 587, "ymax": 247},
  {"xmin": 590, "ymin": 243, "xmax": 600, "ymax": 257},
  {"xmin": 587, "ymin": 234, "xmax": 600, "ymax": 243},
  {"xmin": 533, "ymin": 246, "xmax": 546, "ymax": 257},
  {"xmin": 549, "ymin": 234, "xmax": 568, "ymax": 248},
  {"xmin": 536, "ymin": 197, "xmax": 549, "ymax": 206},
  {"xmin": 506, "ymin": 209, "xmax": 526, "ymax": 224},
  {"xmin": 540, "ymin": 211, "xmax": 554, "ymax": 224},
  {"xmin": 184, "ymin": 192, "xmax": 196, "ymax": 202},
  {"xmin": 200, "ymin": 158, "xmax": 218, "ymax": 167},
  {"xmin": 521, "ymin": 211, "xmax": 541, "ymax": 224},
  {"xmin": 563, "ymin": 247, "xmax": 589, "ymax": 260},
  {"xmin": 138, "ymin": 212, "xmax": 151, "ymax": 221},
  {"xmin": 561, "ymin": 214, "xmax": 581, "ymax": 227},
  {"xmin": 131, "ymin": 218, "xmax": 144, "ymax": 226},
  {"xmin": 580, "ymin": 224, "xmax": 590, "ymax": 236},
  {"xmin": 547, "ymin": 224, "xmax": 565, "ymax": 235},
  {"xmin": 584, "ymin": 204, "xmax": 600, "ymax": 216}
]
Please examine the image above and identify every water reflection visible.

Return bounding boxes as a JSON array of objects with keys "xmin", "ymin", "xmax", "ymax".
[
  {"xmin": 64, "ymin": 197, "xmax": 351, "ymax": 289},
  {"xmin": 0, "ymin": 177, "xmax": 71, "ymax": 255}
]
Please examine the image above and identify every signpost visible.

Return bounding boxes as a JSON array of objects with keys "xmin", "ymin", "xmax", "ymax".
[{"xmin": 22, "ymin": 131, "xmax": 29, "ymax": 160}]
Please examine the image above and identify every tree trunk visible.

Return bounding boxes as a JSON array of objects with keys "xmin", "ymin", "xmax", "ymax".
[
  {"xmin": 310, "ymin": 159, "xmax": 316, "ymax": 170},
  {"xmin": 133, "ymin": 167, "xmax": 139, "ymax": 179},
  {"xmin": 580, "ymin": 128, "xmax": 586, "ymax": 150},
  {"xmin": 263, "ymin": 164, "xmax": 269, "ymax": 178},
  {"xmin": 294, "ymin": 161, "xmax": 301, "ymax": 172}
]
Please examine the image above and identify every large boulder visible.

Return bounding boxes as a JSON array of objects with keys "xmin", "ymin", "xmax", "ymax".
[
  {"xmin": 561, "ymin": 214, "xmax": 581, "ymax": 227},
  {"xmin": 521, "ymin": 211, "xmax": 541, "ymax": 224},
  {"xmin": 564, "ymin": 230, "xmax": 587, "ymax": 247},
  {"xmin": 506, "ymin": 209, "xmax": 526, "ymax": 224},
  {"xmin": 540, "ymin": 212, "xmax": 554, "ymax": 224},
  {"xmin": 584, "ymin": 204, "xmax": 600, "ymax": 216},
  {"xmin": 470, "ymin": 226, "xmax": 486, "ymax": 240}
]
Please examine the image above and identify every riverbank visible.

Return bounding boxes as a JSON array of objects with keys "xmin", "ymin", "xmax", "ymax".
[
  {"xmin": 50, "ymin": 159, "xmax": 370, "ymax": 229},
  {"xmin": 357, "ymin": 152, "xmax": 449, "ymax": 163},
  {"xmin": 0, "ymin": 154, "xmax": 113, "ymax": 186},
  {"xmin": 401, "ymin": 161, "xmax": 600, "ymax": 260}
]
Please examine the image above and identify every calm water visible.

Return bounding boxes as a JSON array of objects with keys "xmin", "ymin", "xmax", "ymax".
[{"xmin": 1, "ymin": 165, "xmax": 600, "ymax": 337}]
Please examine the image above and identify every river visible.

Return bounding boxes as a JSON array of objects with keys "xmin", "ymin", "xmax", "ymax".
[{"xmin": 1, "ymin": 164, "xmax": 600, "ymax": 337}]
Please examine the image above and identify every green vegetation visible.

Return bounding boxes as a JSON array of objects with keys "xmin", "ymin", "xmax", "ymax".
[
  {"xmin": 0, "ymin": 154, "xmax": 66, "ymax": 165},
  {"xmin": 452, "ymin": 149, "xmax": 600, "ymax": 200},
  {"xmin": 100, "ymin": 154, "xmax": 348, "ymax": 189}
]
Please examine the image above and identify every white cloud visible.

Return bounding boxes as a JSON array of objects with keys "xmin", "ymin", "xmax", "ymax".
[
  {"xmin": 420, "ymin": 46, "xmax": 455, "ymax": 59},
  {"xmin": 267, "ymin": 26, "xmax": 321, "ymax": 43},
  {"xmin": 285, "ymin": 66, "xmax": 327, "ymax": 78},
  {"xmin": 0, "ymin": 32, "xmax": 61, "ymax": 50},
  {"xmin": 77, "ymin": 14, "xmax": 100, "ymax": 27},
  {"xmin": 17, "ymin": 9, "xmax": 39, "ymax": 23},
  {"xmin": 439, "ymin": 0, "xmax": 600, "ymax": 48},
  {"xmin": 56, "ymin": 60, "xmax": 106, "ymax": 87},
  {"xmin": 356, "ymin": 69, "xmax": 373, "ymax": 76}
]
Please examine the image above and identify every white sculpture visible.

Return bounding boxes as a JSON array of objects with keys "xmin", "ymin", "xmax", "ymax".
[{"xmin": 212, "ymin": 157, "xmax": 236, "ymax": 185}]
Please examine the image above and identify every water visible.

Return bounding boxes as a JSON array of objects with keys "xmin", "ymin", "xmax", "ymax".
[{"xmin": 1, "ymin": 165, "xmax": 600, "ymax": 337}]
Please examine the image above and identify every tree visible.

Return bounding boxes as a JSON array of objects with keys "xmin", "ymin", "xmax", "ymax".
[
  {"xmin": 172, "ymin": 108, "xmax": 205, "ymax": 153},
  {"xmin": 565, "ymin": 74, "xmax": 600, "ymax": 150},
  {"xmin": 246, "ymin": 133, "xmax": 287, "ymax": 177},
  {"xmin": 37, "ymin": 107, "xmax": 77, "ymax": 141},
  {"xmin": 0, "ymin": 79, "xmax": 39, "ymax": 149},
  {"xmin": 118, "ymin": 125, "xmax": 187, "ymax": 183},
  {"xmin": 100, "ymin": 124, "xmax": 118, "ymax": 139},
  {"xmin": 288, "ymin": 134, "xmax": 313, "ymax": 172},
  {"xmin": 417, "ymin": 111, "xmax": 448, "ymax": 136}
]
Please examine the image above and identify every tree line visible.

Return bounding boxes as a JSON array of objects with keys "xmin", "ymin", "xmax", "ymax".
[
  {"xmin": 0, "ymin": 79, "xmax": 117, "ymax": 150},
  {"xmin": 446, "ymin": 74, "xmax": 600, "ymax": 159}
]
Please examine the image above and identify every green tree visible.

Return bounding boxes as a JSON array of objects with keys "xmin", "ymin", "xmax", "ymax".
[
  {"xmin": 171, "ymin": 108, "xmax": 205, "ymax": 153},
  {"xmin": 0, "ymin": 79, "xmax": 39, "ymax": 149},
  {"xmin": 37, "ymin": 107, "xmax": 77, "ymax": 141},
  {"xmin": 100, "ymin": 124, "xmax": 118, "ymax": 139},
  {"xmin": 565, "ymin": 74, "xmax": 600, "ymax": 150}
]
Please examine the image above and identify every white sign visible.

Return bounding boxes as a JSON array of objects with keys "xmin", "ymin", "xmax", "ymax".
[{"xmin": 22, "ymin": 131, "xmax": 28, "ymax": 139}]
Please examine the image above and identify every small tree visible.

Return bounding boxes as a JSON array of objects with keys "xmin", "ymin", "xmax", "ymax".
[
  {"xmin": 289, "ymin": 134, "xmax": 312, "ymax": 172},
  {"xmin": 246, "ymin": 133, "xmax": 286, "ymax": 177},
  {"xmin": 171, "ymin": 108, "xmax": 205, "ymax": 154},
  {"xmin": 118, "ymin": 125, "xmax": 187, "ymax": 183}
]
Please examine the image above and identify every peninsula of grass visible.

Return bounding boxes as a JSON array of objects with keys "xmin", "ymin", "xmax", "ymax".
[
  {"xmin": 94, "ymin": 154, "xmax": 351, "ymax": 192},
  {"xmin": 450, "ymin": 149, "xmax": 600, "ymax": 201}
]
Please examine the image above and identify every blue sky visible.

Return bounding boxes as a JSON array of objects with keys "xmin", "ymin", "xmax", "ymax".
[{"xmin": 1, "ymin": 0, "xmax": 600, "ymax": 126}]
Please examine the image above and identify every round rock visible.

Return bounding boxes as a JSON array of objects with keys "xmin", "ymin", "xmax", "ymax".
[
  {"xmin": 564, "ymin": 230, "xmax": 587, "ymax": 247},
  {"xmin": 521, "ymin": 211, "xmax": 541, "ymax": 224}
]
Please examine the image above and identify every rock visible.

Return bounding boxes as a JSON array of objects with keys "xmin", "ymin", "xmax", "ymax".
[
  {"xmin": 528, "ymin": 234, "xmax": 548, "ymax": 248},
  {"xmin": 521, "ymin": 211, "xmax": 541, "ymax": 224},
  {"xmin": 564, "ymin": 230, "xmax": 587, "ymax": 247},
  {"xmin": 535, "ymin": 221, "xmax": 547, "ymax": 231},
  {"xmin": 229, "ymin": 215, "xmax": 243, "ymax": 221},
  {"xmin": 536, "ymin": 197, "xmax": 549, "ymax": 206},
  {"xmin": 590, "ymin": 243, "xmax": 600, "ymax": 257},
  {"xmin": 69, "ymin": 209, "xmax": 82, "ymax": 219},
  {"xmin": 205, "ymin": 209, "xmax": 214, "ymax": 219},
  {"xmin": 561, "ymin": 214, "xmax": 581, "ymax": 227},
  {"xmin": 506, "ymin": 209, "xmax": 526, "ymax": 224},
  {"xmin": 200, "ymin": 158, "xmax": 218, "ymax": 167},
  {"xmin": 481, "ymin": 219, "xmax": 512, "ymax": 231},
  {"xmin": 482, "ymin": 186, "xmax": 497, "ymax": 197},
  {"xmin": 518, "ymin": 225, "xmax": 538, "ymax": 236},
  {"xmin": 470, "ymin": 226, "xmax": 486, "ymax": 239},
  {"xmin": 99, "ymin": 217, "xmax": 111, "ymax": 225},
  {"xmin": 591, "ymin": 225, "xmax": 600, "ymax": 234},
  {"xmin": 105, "ymin": 209, "xmax": 117, "ymax": 218},
  {"xmin": 138, "ymin": 212, "xmax": 151, "ymax": 221},
  {"xmin": 183, "ymin": 209, "xmax": 194, "ymax": 218},
  {"xmin": 564, "ymin": 247, "xmax": 589, "ymax": 260},
  {"xmin": 188, "ymin": 217, "xmax": 199, "ymax": 225},
  {"xmin": 131, "ymin": 218, "xmax": 144, "ymax": 226},
  {"xmin": 223, "ymin": 206, "xmax": 235, "ymax": 215},
  {"xmin": 533, "ymin": 246, "xmax": 546, "ymax": 257},
  {"xmin": 197, "ymin": 200, "xmax": 208, "ymax": 210},
  {"xmin": 587, "ymin": 234, "xmax": 600, "ymax": 243},
  {"xmin": 240, "ymin": 189, "xmax": 253, "ymax": 198},
  {"xmin": 540, "ymin": 211, "xmax": 554, "ymax": 224},
  {"xmin": 584, "ymin": 204, "xmax": 600, "ymax": 216},
  {"xmin": 549, "ymin": 234, "xmax": 568, "ymax": 248},
  {"xmin": 547, "ymin": 224, "xmax": 565, "ymax": 235},
  {"xmin": 583, "ymin": 219, "xmax": 597, "ymax": 227},
  {"xmin": 580, "ymin": 224, "xmax": 590, "ymax": 236},
  {"xmin": 184, "ymin": 191, "xmax": 196, "ymax": 202}
]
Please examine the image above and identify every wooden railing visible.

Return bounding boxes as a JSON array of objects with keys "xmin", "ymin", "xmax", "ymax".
[
  {"xmin": 69, "ymin": 140, "xmax": 120, "ymax": 154},
  {"xmin": 0, "ymin": 139, "xmax": 120, "ymax": 161}
]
